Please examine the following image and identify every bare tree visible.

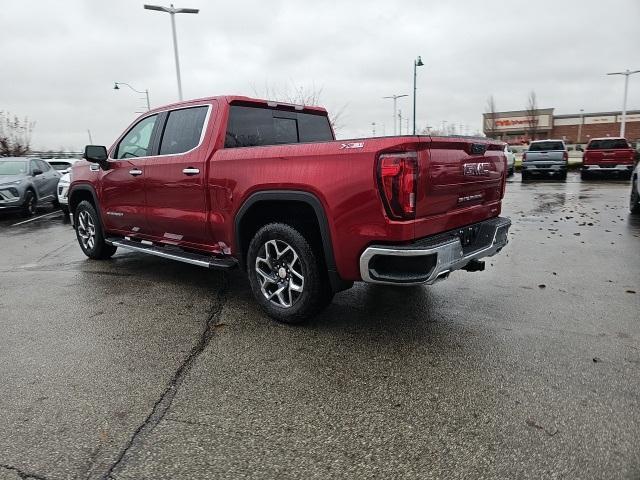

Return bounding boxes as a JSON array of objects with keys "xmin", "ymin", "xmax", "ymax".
[
  {"xmin": 525, "ymin": 90, "xmax": 539, "ymax": 141},
  {"xmin": 0, "ymin": 111, "xmax": 35, "ymax": 157},
  {"xmin": 485, "ymin": 95, "xmax": 497, "ymax": 138},
  {"xmin": 251, "ymin": 81, "xmax": 347, "ymax": 134}
]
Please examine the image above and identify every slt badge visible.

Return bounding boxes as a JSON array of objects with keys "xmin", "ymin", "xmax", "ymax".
[{"xmin": 340, "ymin": 142, "xmax": 364, "ymax": 149}]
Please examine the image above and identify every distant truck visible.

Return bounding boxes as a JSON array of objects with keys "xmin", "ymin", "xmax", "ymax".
[
  {"xmin": 69, "ymin": 95, "xmax": 511, "ymax": 323},
  {"xmin": 581, "ymin": 137, "xmax": 635, "ymax": 180},
  {"xmin": 521, "ymin": 140, "xmax": 568, "ymax": 181}
]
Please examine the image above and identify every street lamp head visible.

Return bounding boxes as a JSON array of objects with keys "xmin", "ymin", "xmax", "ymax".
[
  {"xmin": 416, "ymin": 56, "xmax": 424, "ymax": 67},
  {"xmin": 113, "ymin": 82, "xmax": 120, "ymax": 90}
]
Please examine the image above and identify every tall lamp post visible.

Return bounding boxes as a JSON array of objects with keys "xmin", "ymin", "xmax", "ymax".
[
  {"xmin": 114, "ymin": 82, "xmax": 151, "ymax": 111},
  {"xmin": 383, "ymin": 94, "xmax": 408, "ymax": 136},
  {"xmin": 606, "ymin": 69, "xmax": 640, "ymax": 138},
  {"xmin": 413, "ymin": 55, "xmax": 424, "ymax": 135},
  {"xmin": 144, "ymin": 3, "xmax": 199, "ymax": 101}
]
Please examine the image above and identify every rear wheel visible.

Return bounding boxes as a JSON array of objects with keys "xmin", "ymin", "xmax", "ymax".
[
  {"xmin": 580, "ymin": 170, "xmax": 590, "ymax": 181},
  {"xmin": 521, "ymin": 171, "xmax": 529, "ymax": 182},
  {"xmin": 247, "ymin": 223, "xmax": 333, "ymax": 324},
  {"xmin": 74, "ymin": 200, "xmax": 117, "ymax": 259},
  {"xmin": 21, "ymin": 190, "xmax": 37, "ymax": 217}
]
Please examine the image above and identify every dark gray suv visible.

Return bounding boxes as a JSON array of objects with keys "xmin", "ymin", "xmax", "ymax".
[{"xmin": 0, "ymin": 157, "xmax": 61, "ymax": 216}]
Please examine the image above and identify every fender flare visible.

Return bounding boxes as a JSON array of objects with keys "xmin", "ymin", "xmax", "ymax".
[
  {"xmin": 68, "ymin": 184, "xmax": 104, "ymax": 229},
  {"xmin": 234, "ymin": 190, "xmax": 351, "ymax": 292}
]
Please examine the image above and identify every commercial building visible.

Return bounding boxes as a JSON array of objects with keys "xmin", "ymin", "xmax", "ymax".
[{"xmin": 483, "ymin": 108, "xmax": 640, "ymax": 144}]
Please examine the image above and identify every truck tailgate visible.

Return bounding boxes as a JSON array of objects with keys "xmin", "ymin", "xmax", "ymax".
[
  {"xmin": 415, "ymin": 136, "xmax": 505, "ymax": 234},
  {"xmin": 585, "ymin": 148, "xmax": 635, "ymax": 166}
]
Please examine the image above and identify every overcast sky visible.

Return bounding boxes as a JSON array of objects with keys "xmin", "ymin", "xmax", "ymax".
[{"xmin": 2, "ymin": 0, "xmax": 639, "ymax": 150}]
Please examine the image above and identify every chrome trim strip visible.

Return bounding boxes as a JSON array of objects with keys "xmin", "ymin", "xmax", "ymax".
[
  {"xmin": 583, "ymin": 164, "xmax": 632, "ymax": 171},
  {"xmin": 359, "ymin": 218, "xmax": 511, "ymax": 286}
]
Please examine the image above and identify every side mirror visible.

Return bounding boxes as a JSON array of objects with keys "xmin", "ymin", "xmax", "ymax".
[
  {"xmin": 32, "ymin": 169, "xmax": 43, "ymax": 176},
  {"xmin": 84, "ymin": 145, "xmax": 109, "ymax": 169}
]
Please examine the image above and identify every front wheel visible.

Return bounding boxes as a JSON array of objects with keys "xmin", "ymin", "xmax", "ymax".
[
  {"xmin": 21, "ymin": 190, "xmax": 37, "ymax": 217},
  {"xmin": 247, "ymin": 223, "xmax": 333, "ymax": 324},
  {"xmin": 74, "ymin": 200, "xmax": 117, "ymax": 259}
]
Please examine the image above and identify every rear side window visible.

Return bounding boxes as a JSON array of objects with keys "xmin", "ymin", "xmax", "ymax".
[
  {"xmin": 159, "ymin": 106, "xmax": 208, "ymax": 155},
  {"xmin": 587, "ymin": 139, "xmax": 630, "ymax": 150},
  {"xmin": 529, "ymin": 141, "xmax": 565, "ymax": 151},
  {"xmin": 225, "ymin": 105, "xmax": 333, "ymax": 148}
]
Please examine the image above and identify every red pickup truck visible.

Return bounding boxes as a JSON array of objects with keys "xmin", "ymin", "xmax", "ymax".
[
  {"xmin": 581, "ymin": 137, "xmax": 635, "ymax": 179},
  {"xmin": 70, "ymin": 96, "xmax": 511, "ymax": 323}
]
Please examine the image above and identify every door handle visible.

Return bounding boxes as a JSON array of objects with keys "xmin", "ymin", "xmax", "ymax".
[
  {"xmin": 129, "ymin": 169, "xmax": 143, "ymax": 176},
  {"xmin": 182, "ymin": 167, "xmax": 200, "ymax": 175}
]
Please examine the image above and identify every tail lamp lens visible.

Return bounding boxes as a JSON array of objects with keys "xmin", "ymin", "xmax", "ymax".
[
  {"xmin": 377, "ymin": 152, "xmax": 418, "ymax": 219},
  {"xmin": 563, "ymin": 151, "xmax": 568, "ymax": 161}
]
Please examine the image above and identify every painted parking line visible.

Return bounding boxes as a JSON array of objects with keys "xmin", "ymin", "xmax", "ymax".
[{"xmin": 11, "ymin": 211, "xmax": 61, "ymax": 227}]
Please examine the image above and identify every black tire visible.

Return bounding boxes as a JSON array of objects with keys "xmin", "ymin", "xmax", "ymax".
[
  {"xmin": 246, "ymin": 222, "xmax": 333, "ymax": 324},
  {"xmin": 21, "ymin": 189, "xmax": 37, "ymax": 217},
  {"xmin": 580, "ymin": 170, "xmax": 589, "ymax": 181},
  {"xmin": 521, "ymin": 172, "xmax": 529, "ymax": 182},
  {"xmin": 52, "ymin": 198, "xmax": 60, "ymax": 208},
  {"xmin": 74, "ymin": 200, "xmax": 117, "ymax": 260},
  {"xmin": 559, "ymin": 171, "xmax": 567, "ymax": 181},
  {"xmin": 631, "ymin": 179, "xmax": 640, "ymax": 214},
  {"xmin": 60, "ymin": 205, "xmax": 69, "ymax": 216}
]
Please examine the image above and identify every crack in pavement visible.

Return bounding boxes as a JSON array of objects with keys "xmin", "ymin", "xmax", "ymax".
[
  {"xmin": 0, "ymin": 464, "xmax": 50, "ymax": 480},
  {"xmin": 98, "ymin": 274, "xmax": 229, "ymax": 480}
]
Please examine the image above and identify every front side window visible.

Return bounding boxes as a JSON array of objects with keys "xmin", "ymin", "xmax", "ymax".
[
  {"xmin": 36, "ymin": 160, "xmax": 51, "ymax": 172},
  {"xmin": 159, "ymin": 106, "xmax": 208, "ymax": 155},
  {"xmin": 115, "ymin": 114, "xmax": 158, "ymax": 159},
  {"xmin": 30, "ymin": 160, "xmax": 40, "ymax": 174}
]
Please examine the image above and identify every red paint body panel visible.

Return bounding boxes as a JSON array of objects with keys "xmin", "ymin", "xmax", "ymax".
[{"xmin": 70, "ymin": 96, "xmax": 507, "ymax": 282}]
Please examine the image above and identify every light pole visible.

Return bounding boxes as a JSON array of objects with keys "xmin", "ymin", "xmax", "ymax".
[
  {"xmin": 607, "ymin": 69, "xmax": 640, "ymax": 137},
  {"xmin": 413, "ymin": 56, "xmax": 424, "ymax": 135},
  {"xmin": 383, "ymin": 94, "xmax": 408, "ymax": 136},
  {"xmin": 577, "ymin": 108, "xmax": 584, "ymax": 144},
  {"xmin": 144, "ymin": 3, "xmax": 199, "ymax": 101},
  {"xmin": 114, "ymin": 82, "xmax": 151, "ymax": 111}
]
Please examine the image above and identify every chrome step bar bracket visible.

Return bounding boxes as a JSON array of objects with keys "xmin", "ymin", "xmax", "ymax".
[{"xmin": 106, "ymin": 237, "xmax": 237, "ymax": 270}]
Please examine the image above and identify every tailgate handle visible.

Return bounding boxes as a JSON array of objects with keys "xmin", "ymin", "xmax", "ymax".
[{"xmin": 469, "ymin": 143, "xmax": 488, "ymax": 155}]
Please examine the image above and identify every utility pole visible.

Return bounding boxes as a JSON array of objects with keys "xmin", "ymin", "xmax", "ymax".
[
  {"xmin": 398, "ymin": 110, "xmax": 403, "ymax": 135},
  {"xmin": 371, "ymin": 122, "xmax": 376, "ymax": 137},
  {"xmin": 383, "ymin": 94, "xmax": 408, "ymax": 136},
  {"xmin": 607, "ymin": 69, "xmax": 640, "ymax": 137}
]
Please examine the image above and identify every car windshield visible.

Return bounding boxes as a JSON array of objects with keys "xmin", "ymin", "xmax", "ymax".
[
  {"xmin": 587, "ymin": 139, "xmax": 629, "ymax": 150},
  {"xmin": 0, "ymin": 160, "xmax": 28, "ymax": 175},
  {"xmin": 528, "ymin": 141, "xmax": 564, "ymax": 151}
]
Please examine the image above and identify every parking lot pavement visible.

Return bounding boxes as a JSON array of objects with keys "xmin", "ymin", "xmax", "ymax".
[{"xmin": 1, "ymin": 172, "xmax": 639, "ymax": 480}]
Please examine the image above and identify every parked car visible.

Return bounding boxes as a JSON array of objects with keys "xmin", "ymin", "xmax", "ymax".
[
  {"xmin": 581, "ymin": 137, "xmax": 635, "ymax": 180},
  {"xmin": 57, "ymin": 172, "xmax": 71, "ymax": 215},
  {"xmin": 631, "ymin": 162, "xmax": 640, "ymax": 214},
  {"xmin": 68, "ymin": 95, "xmax": 511, "ymax": 323},
  {"xmin": 504, "ymin": 145, "xmax": 515, "ymax": 175},
  {"xmin": 0, "ymin": 157, "xmax": 61, "ymax": 216},
  {"xmin": 46, "ymin": 158, "xmax": 81, "ymax": 175},
  {"xmin": 521, "ymin": 140, "xmax": 568, "ymax": 181}
]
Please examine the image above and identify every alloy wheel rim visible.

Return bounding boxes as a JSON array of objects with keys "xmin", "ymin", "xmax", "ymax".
[
  {"xmin": 77, "ymin": 210, "xmax": 96, "ymax": 250},
  {"xmin": 255, "ymin": 239, "xmax": 305, "ymax": 308},
  {"xmin": 28, "ymin": 196, "xmax": 36, "ymax": 214}
]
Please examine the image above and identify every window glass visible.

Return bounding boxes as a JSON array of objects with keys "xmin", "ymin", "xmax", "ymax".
[
  {"xmin": 115, "ymin": 114, "xmax": 158, "ymax": 159},
  {"xmin": 528, "ymin": 141, "xmax": 564, "ymax": 151},
  {"xmin": 48, "ymin": 161, "xmax": 72, "ymax": 171},
  {"xmin": 587, "ymin": 139, "xmax": 629, "ymax": 150},
  {"xmin": 225, "ymin": 105, "xmax": 334, "ymax": 148},
  {"xmin": 37, "ymin": 160, "xmax": 51, "ymax": 172},
  {"xmin": 30, "ymin": 160, "xmax": 40, "ymax": 173},
  {"xmin": 274, "ymin": 117, "xmax": 298, "ymax": 144},
  {"xmin": 159, "ymin": 106, "xmax": 208, "ymax": 155}
]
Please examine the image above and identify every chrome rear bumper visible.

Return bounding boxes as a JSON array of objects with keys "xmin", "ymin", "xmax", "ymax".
[{"xmin": 359, "ymin": 217, "xmax": 511, "ymax": 286}]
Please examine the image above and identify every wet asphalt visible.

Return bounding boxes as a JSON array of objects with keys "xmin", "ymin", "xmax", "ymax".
[{"xmin": 0, "ymin": 172, "xmax": 639, "ymax": 480}]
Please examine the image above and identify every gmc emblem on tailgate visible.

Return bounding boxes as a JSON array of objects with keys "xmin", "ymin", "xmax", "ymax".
[{"xmin": 463, "ymin": 162, "xmax": 491, "ymax": 176}]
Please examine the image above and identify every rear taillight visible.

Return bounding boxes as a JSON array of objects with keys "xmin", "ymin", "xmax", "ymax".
[
  {"xmin": 522, "ymin": 152, "xmax": 527, "ymax": 161},
  {"xmin": 563, "ymin": 151, "xmax": 568, "ymax": 162},
  {"xmin": 377, "ymin": 152, "xmax": 418, "ymax": 219}
]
